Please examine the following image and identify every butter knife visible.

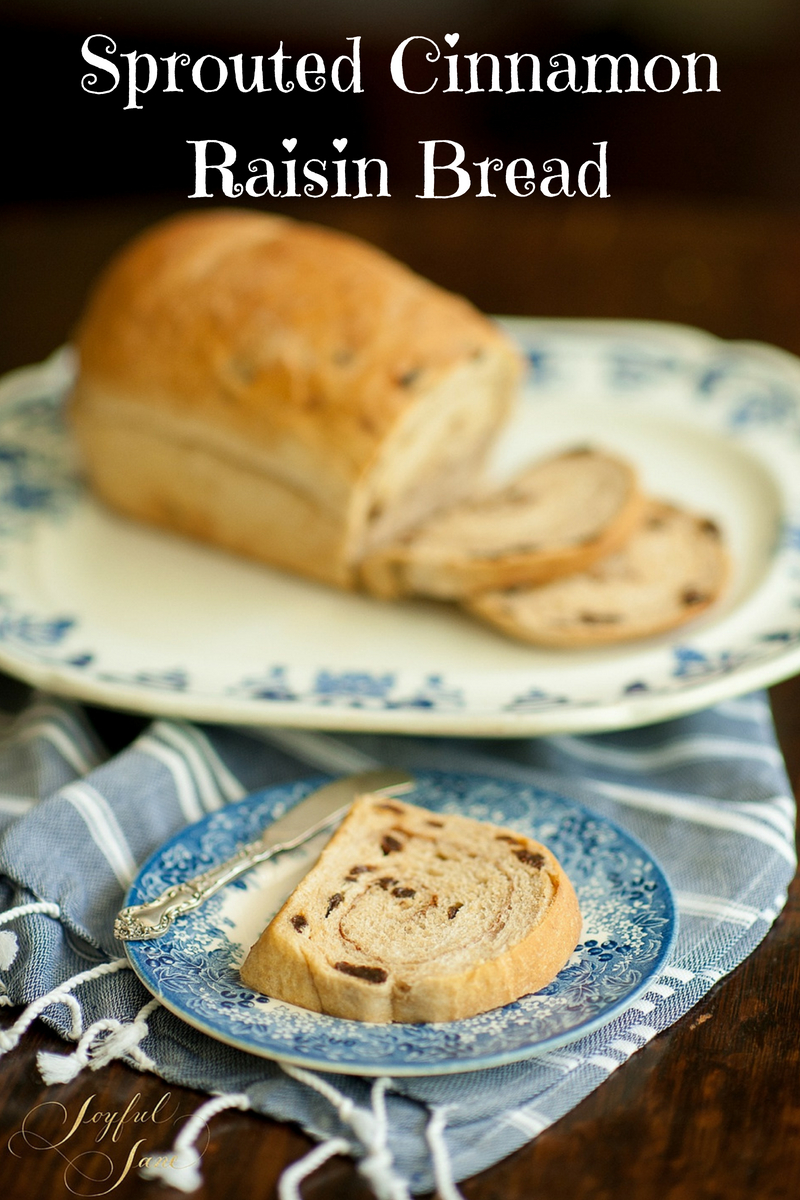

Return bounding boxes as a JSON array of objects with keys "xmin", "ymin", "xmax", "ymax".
[{"xmin": 114, "ymin": 768, "xmax": 414, "ymax": 942}]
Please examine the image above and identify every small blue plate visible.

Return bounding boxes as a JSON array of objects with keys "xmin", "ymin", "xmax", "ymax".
[{"xmin": 124, "ymin": 771, "xmax": 677, "ymax": 1076}]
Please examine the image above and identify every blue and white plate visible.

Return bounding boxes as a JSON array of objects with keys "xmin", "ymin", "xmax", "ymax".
[
  {"xmin": 123, "ymin": 771, "xmax": 677, "ymax": 1076},
  {"xmin": 1, "ymin": 318, "xmax": 800, "ymax": 735}
]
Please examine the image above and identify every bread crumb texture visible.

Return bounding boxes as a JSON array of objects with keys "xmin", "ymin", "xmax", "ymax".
[
  {"xmin": 359, "ymin": 446, "xmax": 645, "ymax": 599},
  {"xmin": 240, "ymin": 794, "xmax": 582, "ymax": 1023},
  {"xmin": 468, "ymin": 499, "xmax": 729, "ymax": 647}
]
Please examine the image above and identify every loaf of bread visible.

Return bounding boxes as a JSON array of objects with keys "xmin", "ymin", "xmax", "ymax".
[
  {"xmin": 468, "ymin": 499, "xmax": 728, "ymax": 647},
  {"xmin": 359, "ymin": 447, "xmax": 645, "ymax": 599},
  {"xmin": 240, "ymin": 793, "xmax": 582, "ymax": 1023},
  {"xmin": 70, "ymin": 211, "xmax": 522, "ymax": 589}
]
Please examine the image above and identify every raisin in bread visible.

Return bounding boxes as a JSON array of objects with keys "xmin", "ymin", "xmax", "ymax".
[
  {"xmin": 70, "ymin": 210, "xmax": 521, "ymax": 590},
  {"xmin": 240, "ymin": 794, "xmax": 581, "ymax": 1023},
  {"xmin": 468, "ymin": 499, "xmax": 728, "ymax": 647},
  {"xmin": 359, "ymin": 447, "xmax": 644, "ymax": 599}
]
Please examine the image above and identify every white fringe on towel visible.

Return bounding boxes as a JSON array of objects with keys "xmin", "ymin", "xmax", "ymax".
[
  {"xmin": 425, "ymin": 1105, "xmax": 465, "ymax": 1200},
  {"xmin": 280, "ymin": 1065, "xmax": 411, "ymax": 1200},
  {"xmin": 37, "ymin": 995, "xmax": 160, "ymax": 1084},
  {"xmin": 0, "ymin": 933, "xmax": 18, "ymax": 971},
  {"xmin": 139, "ymin": 1092, "xmax": 251, "ymax": 1192},
  {"xmin": 0, "ymin": 901, "xmax": 62, "ymax": 970},
  {"xmin": 278, "ymin": 1137, "xmax": 352, "ymax": 1200},
  {"xmin": 0, "ymin": 957, "xmax": 129, "ymax": 1055}
]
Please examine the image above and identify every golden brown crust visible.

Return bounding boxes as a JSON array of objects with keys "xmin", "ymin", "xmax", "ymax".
[{"xmin": 71, "ymin": 210, "xmax": 521, "ymax": 586}]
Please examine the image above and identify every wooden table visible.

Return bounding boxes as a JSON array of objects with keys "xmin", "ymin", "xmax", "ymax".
[{"xmin": 0, "ymin": 197, "xmax": 798, "ymax": 1199}]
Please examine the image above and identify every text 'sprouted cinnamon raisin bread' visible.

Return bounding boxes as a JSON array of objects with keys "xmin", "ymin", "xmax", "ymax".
[
  {"xmin": 70, "ymin": 210, "xmax": 522, "ymax": 590},
  {"xmin": 240, "ymin": 794, "xmax": 582, "ymax": 1023},
  {"xmin": 468, "ymin": 499, "xmax": 728, "ymax": 647},
  {"xmin": 358, "ymin": 447, "xmax": 644, "ymax": 599}
]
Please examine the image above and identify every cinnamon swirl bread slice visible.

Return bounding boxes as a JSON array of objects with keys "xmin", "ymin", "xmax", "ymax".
[
  {"xmin": 240, "ymin": 794, "xmax": 581, "ymax": 1023},
  {"xmin": 468, "ymin": 499, "xmax": 728, "ymax": 647},
  {"xmin": 359, "ymin": 448, "xmax": 644, "ymax": 600}
]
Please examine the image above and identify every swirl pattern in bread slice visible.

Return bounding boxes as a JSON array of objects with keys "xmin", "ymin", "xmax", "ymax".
[
  {"xmin": 359, "ymin": 447, "xmax": 644, "ymax": 599},
  {"xmin": 240, "ymin": 794, "xmax": 582, "ymax": 1023},
  {"xmin": 468, "ymin": 499, "xmax": 728, "ymax": 647}
]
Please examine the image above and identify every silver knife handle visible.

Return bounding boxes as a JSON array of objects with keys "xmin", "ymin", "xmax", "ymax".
[
  {"xmin": 114, "ymin": 769, "xmax": 413, "ymax": 942},
  {"xmin": 114, "ymin": 839, "xmax": 264, "ymax": 942}
]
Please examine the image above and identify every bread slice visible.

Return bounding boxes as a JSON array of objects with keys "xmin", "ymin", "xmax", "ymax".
[
  {"xmin": 240, "ymin": 794, "xmax": 581, "ymax": 1023},
  {"xmin": 70, "ymin": 210, "xmax": 521, "ymax": 590},
  {"xmin": 468, "ymin": 499, "xmax": 728, "ymax": 647},
  {"xmin": 358, "ymin": 447, "xmax": 645, "ymax": 600}
]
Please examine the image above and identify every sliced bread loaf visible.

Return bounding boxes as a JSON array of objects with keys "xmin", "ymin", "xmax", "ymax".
[
  {"xmin": 358, "ymin": 447, "xmax": 644, "ymax": 600},
  {"xmin": 240, "ymin": 793, "xmax": 582, "ymax": 1023},
  {"xmin": 71, "ymin": 210, "xmax": 521, "ymax": 590},
  {"xmin": 468, "ymin": 499, "xmax": 728, "ymax": 647}
]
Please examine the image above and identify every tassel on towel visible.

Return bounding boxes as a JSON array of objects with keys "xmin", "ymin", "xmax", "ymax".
[
  {"xmin": 280, "ymin": 1067, "xmax": 411, "ymax": 1200},
  {"xmin": 37, "ymin": 997, "xmax": 160, "ymax": 1085},
  {"xmin": 139, "ymin": 1093, "xmax": 251, "ymax": 1193},
  {"xmin": 0, "ymin": 958, "xmax": 129, "ymax": 1056}
]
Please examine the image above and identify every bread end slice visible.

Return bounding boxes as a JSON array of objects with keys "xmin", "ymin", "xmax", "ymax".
[{"xmin": 240, "ymin": 794, "xmax": 582, "ymax": 1023}]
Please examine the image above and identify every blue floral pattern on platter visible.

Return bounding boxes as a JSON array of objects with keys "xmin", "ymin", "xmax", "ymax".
[
  {"xmin": 124, "ymin": 771, "xmax": 677, "ymax": 1076},
  {"xmin": 4, "ymin": 328, "xmax": 800, "ymax": 734},
  {"xmin": 0, "ymin": 392, "xmax": 81, "ymax": 541}
]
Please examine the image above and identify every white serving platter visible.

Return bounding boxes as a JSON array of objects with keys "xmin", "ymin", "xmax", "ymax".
[{"xmin": 1, "ymin": 317, "xmax": 799, "ymax": 735}]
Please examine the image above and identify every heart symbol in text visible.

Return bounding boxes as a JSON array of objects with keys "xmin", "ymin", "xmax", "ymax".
[
  {"xmin": 282, "ymin": 138, "xmax": 297, "ymax": 152},
  {"xmin": 444, "ymin": 33, "xmax": 459, "ymax": 47},
  {"xmin": 333, "ymin": 138, "xmax": 348, "ymax": 152}
]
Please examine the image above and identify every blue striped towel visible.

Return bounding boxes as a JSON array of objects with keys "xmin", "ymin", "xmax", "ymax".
[{"xmin": 0, "ymin": 689, "xmax": 794, "ymax": 1198}]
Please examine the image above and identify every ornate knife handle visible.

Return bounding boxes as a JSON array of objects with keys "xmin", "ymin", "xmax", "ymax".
[
  {"xmin": 114, "ymin": 839, "xmax": 273, "ymax": 942},
  {"xmin": 114, "ymin": 768, "xmax": 414, "ymax": 942}
]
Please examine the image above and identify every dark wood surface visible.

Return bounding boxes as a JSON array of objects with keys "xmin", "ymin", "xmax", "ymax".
[{"xmin": 0, "ymin": 198, "xmax": 798, "ymax": 1199}]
